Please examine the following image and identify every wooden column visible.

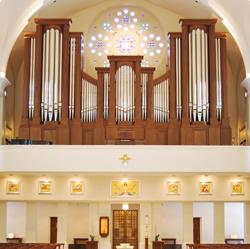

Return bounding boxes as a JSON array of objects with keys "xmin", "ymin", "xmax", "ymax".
[
  {"xmin": 72, "ymin": 33, "xmax": 83, "ymax": 122},
  {"xmin": 180, "ymin": 22, "xmax": 189, "ymax": 125},
  {"xmin": 30, "ymin": 23, "xmax": 43, "ymax": 140},
  {"xmin": 169, "ymin": 33, "xmax": 178, "ymax": 122},
  {"xmin": 208, "ymin": 21, "xmax": 218, "ymax": 126},
  {"xmin": 168, "ymin": 32, "xmax": 181, "ymax": 144},
  {"xmin": 219, "ymin": 33, "xmax": 231, "ymax": 144},
  {"xmin": 94, "ymin": 67, "xmax": 107, "ymax": 144},
  {"xmin": 19, "ymin": 34, "xmax": 34, "ymax": 139},
  {"xmin": 108, "ymin": 60, "xmax": 116, "ymax": 125},
  {"xmin": 70, "ymin": 32, "xmax": 83, "ymax": 144},
  {"xmin": 180, "ymin": 20, "xmax": 192, "ymax": 144},
  {"xmin": 144, "ymin": 67, "xmax": 156, "ymax": 145},
  {"xmin": 208, "ymin": 20, "xmax": 221, "ymax": 145},
  {"xmin": 61, "ymin": 23, "xmax": 70, "ymax": 124},
  {"xmin": 58, "ymin": 20, "xmax": 71, "ymax": 144},
  {"xmin": 145, "ymin": 68, "xmax": 155, "ymax": 123},
  {"xmin": 96, "ymin": 70, "xmax": 104, "ymax": 123},
  {"xmin": 135, "ymin": 60, "xmax": 142, "ymax": 124}
]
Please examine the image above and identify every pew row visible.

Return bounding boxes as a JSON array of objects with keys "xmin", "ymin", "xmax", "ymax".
[
  {"xmin": 186, "ymin": 244, "xmax": 250, "ymax": 249},
  {"xmin": 0, "ymin": 243, "xmax": 64, "ymax": 249}
]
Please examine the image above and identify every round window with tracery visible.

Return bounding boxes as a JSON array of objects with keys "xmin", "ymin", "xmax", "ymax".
[
  {"xmin": 116, "ymin": 34, "xmax": 136, "ymax": 54},
  {"xmin": 87, "ymin": 7, "xmax": 165, "ymax": 68}
]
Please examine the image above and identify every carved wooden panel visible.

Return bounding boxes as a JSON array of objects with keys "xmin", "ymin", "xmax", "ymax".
[
  {"xmin": 113, "ymin": 210, "xmax": 138, "ymax": 249},
  {"xmin": 43, "ymin": 130, "xmax": 57, "ymax": 144},
  {"xmin": 194, "ymin": 129, "xmax": 207, "ymax": 145}
]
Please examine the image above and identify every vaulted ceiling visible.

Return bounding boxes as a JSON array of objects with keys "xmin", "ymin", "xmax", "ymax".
[{"xmin": 34, "ymin": 0, "xmax": 215, "ymax": 19}]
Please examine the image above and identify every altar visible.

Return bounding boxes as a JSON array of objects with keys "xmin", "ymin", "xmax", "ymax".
[{"xmin": 116, "ymin": 243, "xmax": 134, "ymax": 249}]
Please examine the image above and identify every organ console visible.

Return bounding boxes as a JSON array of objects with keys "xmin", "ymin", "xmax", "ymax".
[{"xmin": 19, "ymin": 18, "xmax": 231, "ymax": 145}]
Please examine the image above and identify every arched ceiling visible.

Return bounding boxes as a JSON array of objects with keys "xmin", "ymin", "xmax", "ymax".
[{"xmin": 33, "ymin": 0, "xmax": 215, "ymax": 19}]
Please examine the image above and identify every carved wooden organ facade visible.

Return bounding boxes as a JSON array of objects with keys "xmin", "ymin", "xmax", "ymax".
[{"xmin": 19, "ymin": 18, "xmax": 231, "ymax": 145}]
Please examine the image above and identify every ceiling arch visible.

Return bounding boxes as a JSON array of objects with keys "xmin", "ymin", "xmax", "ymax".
[{"xmin": 0, "ymin": 0, "xmax": 249, "ymax": 78}]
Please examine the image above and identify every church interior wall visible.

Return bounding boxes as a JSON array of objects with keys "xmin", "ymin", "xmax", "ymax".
[
  {"xmin": 0, "ymin": 174, "xmax": 249, "ymax": 202},
  {"xmin": 0, "ymin": 200, "xmax": 248, "ymax": 248},
  {"xmin": 224, "ymin": 202, "xmax": 245, "ymax": 239},
  {"xmin": 193, "ymin": 202, "xmax": 214, "ymax": 243}
]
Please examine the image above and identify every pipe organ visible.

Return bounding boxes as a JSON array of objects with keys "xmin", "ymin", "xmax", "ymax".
[
  {"xmin": 81, "ymin": 73, "xmax": 98, "ymax": 123},
  {"xmin": 175, "ymin": 36, "xmax": 182, "ymax": 120},
  {"xmin": 41, "ymin": 28, "xmax": 63, "ymax": 122},
  {"xmin": 115, "ymin": 65, "xmax": 135, "ymax": 122},
  {"xmin": 28, "ymin": 35, "xmax": 36, "ymax": 120},
  {"xmin": 19, "ymin": 18, "xmax": 231, "ymax": 145},
  {"xmin": 215, "ymin": 36, "xmax": 223, "ymax": 121},
  {"xmin": 188, "ymin": 28, "xmax": 209, "ymax": 122},
  {"xmin": 153, "ymin": 77, "xmax": 169, "ymax": 123},
  {"xmin": 141, "ymin": 72, "xmax": 148, "ymax": 121}
]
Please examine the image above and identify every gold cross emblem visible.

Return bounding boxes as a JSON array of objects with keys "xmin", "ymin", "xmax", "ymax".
[{"xmin": 119, "ymin": 154, "xmax": 132, "ymax": 165}]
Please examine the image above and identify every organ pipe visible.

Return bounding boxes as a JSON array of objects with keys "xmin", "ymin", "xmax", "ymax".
[
  {"xmin": 216, "ymin": 38, "xmax": 222, "ymax": 120},
  {"xmin": 28, "ymin": 37, "xmax": 36, "ymax": 120},
  {"xmin": 153, "ymin": 80, "xmax": 169, "ymax": 123},
  {"xmin": 54, "ymin": 29, "xmax": 59, "ymax": 121},
  {"xmin": 115, "ymin": 65, "xmax": 135, "ymax": 122},
  {"xmin": 104, "ymin": 73, "xmax": 109, "ymax": 120},
  {"xmin": 141, "ymin": 73, "xmax": 148, "ymax": 120},
  {"xmin": 175, "ymin": 37, "xmax": 182, "ymax": 120},
  {"xmin": 69, "ymin": 37, "xmax": 76, "ymax": 120},
  {"xmin": 81, "ymin": 79, "xmax": 97, "ymax": 123},
  {"xmin": 41, "ymin": 28, "xmax": 63, "ymax": 122},
  {"xmin": 189, "ymin": 28, "xmax": 209, "ymax": 122}
]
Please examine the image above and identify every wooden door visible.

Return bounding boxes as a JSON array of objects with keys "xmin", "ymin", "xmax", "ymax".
[
  {"xmin": 113, "ymin": 210, "xmax": 138, "ymax": 249},
  {"xmin": 50, "ymin": 217, "xmax": 57, "ymax": 243},
  {"xmin": 193, "ymin": 217, "xmax": 201, "ymax": 244}
]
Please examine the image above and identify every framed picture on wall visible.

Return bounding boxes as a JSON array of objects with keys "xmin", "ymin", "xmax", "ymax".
[
  {"xmin": 6, "ymin": 180, "xmax": 20, "ymax": 194},
  {"xmin": 199, "ymin": 182, "xmax": 212, "ymax": 195},
  {"xmin": 38, "ymin": 180, "xmax": 51, "ymax": 194},
  {"xmin": 99, "ymin": 216, "xmax": 109, "ymax": 237},
  {"xmin": 111, "ymin": 180, "xmax": 140, "ymax": 197},
  {"xmin": 231, "ymin": 181, "xmax": 244, "ymax": 195},
  {"xmin": 70, "ymin": 181, "xmax": 84, "ymax": 195},
  {"xmin": 167, "ymin": 181, "xmax": 180, "ymax": 195}
]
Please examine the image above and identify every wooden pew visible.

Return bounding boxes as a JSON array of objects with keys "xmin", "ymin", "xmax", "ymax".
[
  {"xmin": 186, "ymin": 244, "xmax": 250, "ymax": 249},
  {"xmin": 0, "ymin": 243, "xmax": 64, "ymax": 249}
]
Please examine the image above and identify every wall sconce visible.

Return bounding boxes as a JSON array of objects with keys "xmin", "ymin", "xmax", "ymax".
[{"xmin": 122, "ymin": 203, "xmax": 129, "ymax": 210}]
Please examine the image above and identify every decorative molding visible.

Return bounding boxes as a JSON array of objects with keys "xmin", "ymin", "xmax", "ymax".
[{"xmin": 0, "ymin": 74, "xmax": 10, "ymax": 96}]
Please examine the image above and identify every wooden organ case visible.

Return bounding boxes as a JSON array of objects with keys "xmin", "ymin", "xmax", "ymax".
[{"xmin": 19, "ymin": 18, "xmax": 231, "ymax": 145}]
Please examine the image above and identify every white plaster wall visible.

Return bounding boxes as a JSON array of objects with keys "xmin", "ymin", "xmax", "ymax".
[
  {"xmin": 6, "ymin": 202, "xmax": 26, "ymax": 238},
  {"xmin": 224, "ymin": 202, "xmax": 245, "ymax": 239},
  {"xmin": 201, "ymin": 0, "xmax": 250, "ymax": 73},
  {"xmin": 152, "ymin": 202, "xmax": 183, "ymax": 243},
  {"xmin": 193, "ymin": 202, "xmax": 214, "ymax": 243},
  {"xmin": 139, "ymin": 203, "xmax": 152, "ymax": 249},
  {"xmin": 67, "ymin": 203, "xmax": 89, "ymax": 243},
  {"xmin": 36, "ymin": 202, "xmax": 61, "ymax": 242},
  {"xmin": 0, "ymin": 174, "xmax": 249, "ymax": 202},
  {"xmin": 0, "ymin": 202, "xmax": 6, "ymax": 242},
  {"xmin": 26, "ymin": 202, "xmax": 37, "ymax": 242},
  {"xmin": 97, "ymin": 203, "xmax": 112, "ymax": 249},
  {"xmin": 1, "ymin": 146, "xmax": 250, "ymax": 173}
]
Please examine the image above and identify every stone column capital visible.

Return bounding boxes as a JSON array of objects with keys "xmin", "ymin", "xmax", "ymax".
[
  {"xmin": 0, "ymin": 74, "xmax": 10, "ymax": 96},
  {"xmin": 241, "ymin": 75, "xmax": 250, "ymax": 96}
]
